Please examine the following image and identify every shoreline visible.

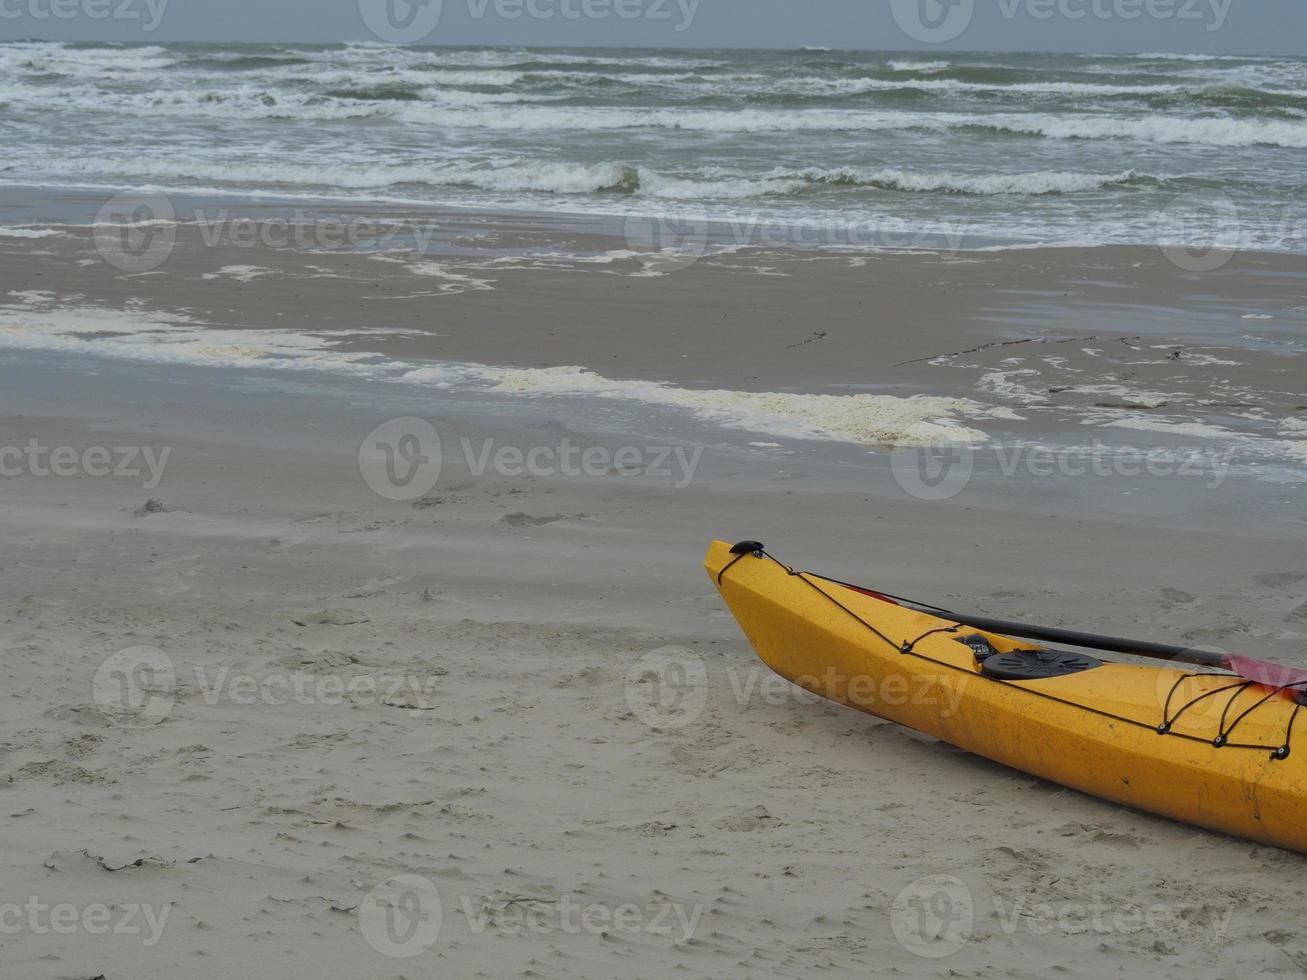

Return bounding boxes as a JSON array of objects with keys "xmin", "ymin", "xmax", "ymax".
[
  {"xmin": 3, "ymin": 219, "xmax": 1305, "ymax": 511},
  {"xmin": 0, "ymin": 342, "xmax": 1301, "ymax": 540},
  {"xmin": 8, "ymin": 180, "xmax": 1307, "ymax": 266}
]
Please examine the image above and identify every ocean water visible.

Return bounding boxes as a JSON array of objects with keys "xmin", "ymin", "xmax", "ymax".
[
  {"xmin": 3, "ymin": 41, "xmax": 1306, "ymax": 250},
  {"xmin": 3, "ymin": 41, "xmax": 1306, "ymax": 494}
]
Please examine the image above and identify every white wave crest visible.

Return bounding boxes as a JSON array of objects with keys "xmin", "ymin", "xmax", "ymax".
[
  {"xmin": 886, "ymin": 60, "xmax": 950, "ymax": 73},
  {"xmin": 28, "ymin": 153, "xmax": 1144, "ymax": 201},
  {"xmin": 803, "ymin": 76, "xmax": 1186, "ymax": 97},
  {"xmin": 426, "ymin": 160, "xmax": 639, "ymax": 194},
  {"xmin": 638, "ymin": 166, "xmax": 1142, "ymax": 199},
  {"xmin": 978, "ymin": 113, "xmax": 1307, "ymax": 148},
  {"xmin": 27, "ymin": 155, "xmax": 644, "ymax": 196},
  {"xmin": 828, "ymin": 168, "xmax": 1142, "ymax": 196},
  {"xmin": 0, "ymin": 226, "xmax": 63, "ymax": 238}
]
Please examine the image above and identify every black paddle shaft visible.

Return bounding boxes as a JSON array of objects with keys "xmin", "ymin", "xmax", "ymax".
[
  {"xmin": 750, "ymin": 550, "xmax": 1229, "ymax": 670},
  {"xmin": 940, "ymin": 611, "xmax": 1226, "ymax": 669}
]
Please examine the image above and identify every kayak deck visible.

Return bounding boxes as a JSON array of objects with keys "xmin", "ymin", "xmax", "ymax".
[{"xmin": 707, "ymin": 540, "xmax": 1307, "ymax": 853}]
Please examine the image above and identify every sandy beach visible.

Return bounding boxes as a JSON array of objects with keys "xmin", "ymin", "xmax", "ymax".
[
  {"xmin": 4, "ymin": 22, "xmax": 1307, "ymax": 977},
  {"xmin": 2, "ymin": 216, "xmax": 1306, "ymax": 977},
  {"xmin": 3, "ymin": 415, "xmax": 1307, "ymax": 979}
]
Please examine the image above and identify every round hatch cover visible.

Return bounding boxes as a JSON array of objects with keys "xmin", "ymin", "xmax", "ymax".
[{"xmin": 981, "ymin": 649, "xmax": 1103, "ymax": 681}]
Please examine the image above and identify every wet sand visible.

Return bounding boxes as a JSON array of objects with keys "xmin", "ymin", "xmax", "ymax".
[{"xmin": 5, "ymin": 221, "xmax": 1306, "ymax": 391}]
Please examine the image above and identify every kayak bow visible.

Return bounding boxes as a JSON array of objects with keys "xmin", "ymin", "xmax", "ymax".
[{"xmin": 708, "ymin": 540, "xmax": 1307, "ymax": 852}]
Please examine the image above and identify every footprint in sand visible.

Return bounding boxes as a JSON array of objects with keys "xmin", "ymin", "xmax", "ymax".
[
  {"xmin": 500, "ymin": 513, "xmax": 587, "ymax": 527},
  {"xmin": 1254, "ymin": 572, "xmax": 1307, "ymax": 589},
  {"xmin": 1182, "ymin": 624, "xmax": 1245, "ymax": 645},
  {"xmin": 291, "ymin": 610, "xmax": 370, "ymax": 627}
]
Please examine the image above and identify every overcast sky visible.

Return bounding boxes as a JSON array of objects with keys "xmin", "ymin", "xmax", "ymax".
[{"xmin": 1, "ymin": 0, "xmax": 1302, "ymax": 54}]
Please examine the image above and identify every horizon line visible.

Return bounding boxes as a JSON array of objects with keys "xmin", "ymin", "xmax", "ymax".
[{"xmin": 0, "ymin": 36, "xmax": 1298, "ymax": 58}]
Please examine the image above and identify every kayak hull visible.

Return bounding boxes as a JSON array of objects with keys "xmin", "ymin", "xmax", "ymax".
[{"xmin": 706, "ymin": 541, "xmax": 1307, "ymax": 853}]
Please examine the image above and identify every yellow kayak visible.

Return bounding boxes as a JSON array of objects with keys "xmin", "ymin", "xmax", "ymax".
[{"xmin": 707, "ymin": 540, "xmax": 1307, "ymax": 853}]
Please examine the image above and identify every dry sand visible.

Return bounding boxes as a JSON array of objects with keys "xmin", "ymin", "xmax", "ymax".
[{"xmin": 1, "ymin": 418, "xmax": 1306, "ymax": 979}]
